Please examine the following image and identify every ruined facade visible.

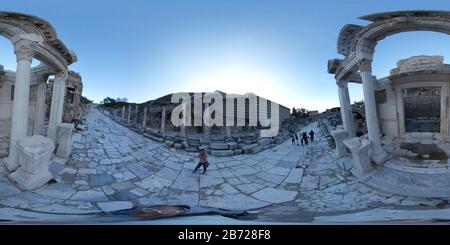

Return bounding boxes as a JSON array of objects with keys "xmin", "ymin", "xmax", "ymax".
[
  {"xmin": 0, "ymin": 66, "xmax": 83, "ymax": 137},
  {"xmin": 376, "ymin": 55, "xmax": 449, "ymax": 137},
  {"xmin": 0, "ymin": 12, "xmax": 81, "ymax": 189}
]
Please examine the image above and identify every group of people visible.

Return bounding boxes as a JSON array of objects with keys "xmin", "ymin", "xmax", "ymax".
[
  {"xmin": 292, "ymin": 130, "xmax": 315, "ymax": 146},
  {"xmin": 194, "ymin": 130, "xmax": 316, "ymax": 175}
]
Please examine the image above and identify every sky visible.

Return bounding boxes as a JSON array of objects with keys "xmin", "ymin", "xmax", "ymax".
[{"xmin": 1, "ymin": 0, "xmax": 450, "ymax": 112}]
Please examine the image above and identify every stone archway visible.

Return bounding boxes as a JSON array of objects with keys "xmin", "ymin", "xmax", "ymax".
[
  {"xmin": 328, "ymin": 11, "xmax": 450, "ymax": 164},
  {"xmin": 0, "ymin": 12, "xmax": 77, "ymax": 171}
]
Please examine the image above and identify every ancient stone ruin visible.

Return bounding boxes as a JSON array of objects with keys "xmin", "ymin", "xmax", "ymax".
[
  {"xmin": 0, "ymin": 12, "xmax": 83, "ymax": 190},
  {"xmin": 101, "ymin": 91, "xmax": 296, "ymax": 156}
]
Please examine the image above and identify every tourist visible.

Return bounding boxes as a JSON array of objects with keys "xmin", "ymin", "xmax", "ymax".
[
  {"xmin": 303, "ymin": 132, "xmax": 309, "ymax": 145},
  {"xmin": 193, "ymin": 147, "xmax": 209, "ymax": 174},
  {"xmin": 309, "ymin": 130, "xmax": 315, "ymax": 142},
  {"xmin": 294, "ymin": 133, "xmax": 299, "ymax": 145},
  {"xmin": 300, "ymin": 137, "xmax": 304, "ymax": 146},
  {"xmin": 291, "ymin": 134, "xmax": 296, "ymax": 145}
]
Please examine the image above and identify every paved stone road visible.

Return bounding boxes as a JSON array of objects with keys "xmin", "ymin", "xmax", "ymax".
[{"xmin": 0, "ymin": 106, "xmax": 448, "ymax": 219}]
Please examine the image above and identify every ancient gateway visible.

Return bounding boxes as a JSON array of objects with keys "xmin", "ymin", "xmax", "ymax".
[
  {"xmin": 0, "ymin": 12, "xmax": 82, "ymax": 189},
  {"xmin": 328, "ymin": 11, "xmax": 450, "ymax": 197}
]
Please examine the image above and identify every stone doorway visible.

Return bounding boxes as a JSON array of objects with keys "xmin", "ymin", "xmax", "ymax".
[{"xmin": 402, "ymin": 87, "xmax": 441, "ymax": 133}]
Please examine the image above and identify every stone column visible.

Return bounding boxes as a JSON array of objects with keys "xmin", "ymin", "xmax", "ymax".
[
  {"xmin": 47, "ymin": 71, "xmax": 67, "ymax": 143},
  {"xmin": 5, "ymin": 46, "xmax": 34, "ymax": 171},
  {"xmin": 160, "ymin": 106, "xmax": 166, "ymax": 136},
  {"xmin": 127, "ymin": 105, "xmax": 131, "ymax": 124},
  {"xmin": 121, "ymin": 105, "xmax": 125, "ymax": 122},
  {"xmin": 135, "ymin": 105, "xmax": 139, "ymax": 125},
  {"xmin": 142, "ymin": 107, "xmax": 147, "ymax": 128},
  {"xmin": 359, "ymin": 59, "xmax": 387, "ymax": 164},
  {"xmin": 33, "ymin": 79, "xmax": 47, "ymax": 135},
  {"xmin": 337, "ymin": 81, "xmax": 355, "ymax": 138},
  {"xmin": 203, "ymin": 102, "xmax": 210, "ymax": 141}
]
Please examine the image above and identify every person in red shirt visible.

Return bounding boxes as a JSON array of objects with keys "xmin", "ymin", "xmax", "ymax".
[{"xmin": 193, "ymin": 148, "xmax": 209, "ymax": 174}]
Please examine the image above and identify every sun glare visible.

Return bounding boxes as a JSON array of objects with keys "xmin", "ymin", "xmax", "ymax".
[{"xmin": 187, "ymin": 67, "xmax": 284, "ymax": 102}]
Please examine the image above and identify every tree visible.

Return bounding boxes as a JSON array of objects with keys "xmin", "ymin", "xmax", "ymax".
[{"xmin": 102, "ymin": 97, "xmax": 116, "ymax": 105}]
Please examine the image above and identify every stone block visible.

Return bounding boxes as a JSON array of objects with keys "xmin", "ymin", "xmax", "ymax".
[
  {"xmin": 56, "ymin": 123, "xmax": 75, "ymax": 159},
  {"xmin": 240, "ymin": 143, "xmax": 258, "ymax": 151},
  {"xmin": 233, "ymin": 149, "xmax": 243, "ymax": 155},
  {"xmin": 210, "ymin": 142, "xmax": 229, "ymax": 150},
  {"xmin": 257, "ymin": 137, "xmax": 272, "ymax": 146},
  {"xmin": 164, "ymin": 140, "xmax": 174, "ymax": 147},
  {"xmin": 211, "ymin": 149, "xmax": 234, "ymax": 157},
  {"xmin": 244, "ymin": 146, "xmax": 264, "ymax": 154},
  {"xmin": 9, "ymin": 136, "xmax": 55, "ymax": 190},
  {"xmin": 343, "ymin": 137, "xmax": 372, "ymax": 177},
  {"xmin": 227, "ymin": 141, "xmax": 237, "ymax": 149},
  {"xmin": 330, "ymin": 128, "xmax": 349, "ymax": 159},
  {"xmin": 181, "ymin": 141, "xmax": 189, "ymax": 148}
]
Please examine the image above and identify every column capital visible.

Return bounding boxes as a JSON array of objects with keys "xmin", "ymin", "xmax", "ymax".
[
  {"xmin": 336, "ymin": 80, "xmax": 348, "ymax": 88},
  {"xmin": 14, "ymin": 46, "xmax": 34, "ymax": 62},
  {"xmin": 55, "ymin": 71, "xmax": 68, "ymax": 81},
  {"xmin": 358, "ymin": 58, "xmax": 372, "ymax": 72}
]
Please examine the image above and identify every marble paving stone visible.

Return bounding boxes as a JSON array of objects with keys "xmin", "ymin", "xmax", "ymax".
[
  {"xmin": 136, "ymin": 175, "xmax": 173, "ymax": 191},
  {"xmin": 200, "ymin": 177, "xmax": 225, "ymax": 188},
  {"xmin": 156, "ymin": 167, "xmax": 180, "ymax": 181},
  {"xmin": 89, "ymin": 174, "xmax": 114, "ymax": 187},
  {"xmin": 37, "ymin": 183, "xmax": 76, "ymax": 199},
  {"xmin": 111, "ymin": 181, "xmax": 135, "ymax": 191},
  {"xmin": 97, "ymin": 201, "xmax": 133, "ymax": 212},
  {"xmin": 235, "ymin": 183, "xmax": 266, "ymax": 194},
  {"xmin": 170, "ymin": 181, "xmax": 199, "ymax": 192},
  {"xmin": 112, "ymin": 191, "xmax": 138, "ymax": 201},
  {"xmin": 70, "ymin": 190, "xmax": 109, "ymax": 201},
  {"xmin": 252, "ymin": 187, "xmax": 297, "ymax": 204},
  {"xmin": 284, "ymin": 168, "xmax": 304, "ymax": 184},
  {"xmin": 126, "ymin": 162, "xmax": 151, "ymax": 178},
  {"xmin": 0, "ymin": 181, "xmax": 21, "ymax": 197},
  {"xmin": 199, "ymin": 194, "xmax": 269, "ymax": 211}
]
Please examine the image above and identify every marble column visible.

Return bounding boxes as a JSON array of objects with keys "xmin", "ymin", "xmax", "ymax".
[
  {"xmin": 135, "ymin": 105, "xmax": 139, "ymax": 125},
  {"xmin": 121, "ymin": 105, "xmax": 125, "ymax": 122},
  {"xmin": 33, "ymin": 79, "xmax": 47, "ymax": 135},
  {"xmin": 5, "ymin": 46, "xmax": 34, "ymax": 171},
  {"xmin": 203, "ymin": 102, "xmax": 210, "ymax": 141},
  {"xmin": 160, "ymin": 106, "xmax": 166, "ymax": 136},
  {"xmin": 359, "ymin": 59, "xmax": 387, "ymax": 164},
  {"xmin": 142, "ymin": 107, "xmax": 147, "ymax": 128},
  {"xmin": 337, "ymin": 81, "xmax": 356, "ymax": 138},
  {"xmin": 127, "ymin": 105, "xmax": 131, "ymax": 124},
  {"xmin": 47, "ymin": 71, "xmax": 67, "ymax": 143}
]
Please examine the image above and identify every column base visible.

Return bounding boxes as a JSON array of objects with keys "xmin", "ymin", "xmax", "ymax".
[
  {"xmin": 3, "ymin": 156, "xmax": 19, "ymax": 172},
  {"xmin": 370, "ymin": 145, "xmax": 390, "ymax": 165},
  {"xmin": 9, "ymin": 168, "xmax": 52, "ymax": 191}
]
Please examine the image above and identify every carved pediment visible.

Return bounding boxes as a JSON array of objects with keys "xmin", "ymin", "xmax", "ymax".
[{"xmin": 391, "ymin": 55, "xmax": 445, "ymax": 75}]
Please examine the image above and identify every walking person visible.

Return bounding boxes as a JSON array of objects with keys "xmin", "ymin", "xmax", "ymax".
[
  {"xmin": 294, "ymin": 133, "xmax": 299, "ymax": 145},
  {"xmin": 300, "ymin": 137, "xmax": 304, "ymax": 146},
  {"xmin": 291, "ymin": 133, "xmax": 296, "ymax": 145},
  {"xmin": 193, "ymin": 147, "xmax": 209, "ymax": 174},
  {"xmin": 303, "ymin": 132, "xmax": 309, "ymax": 145},
  {"xmin": 309, "ymin": 130, "xmax": 315, "ymax": 143}
]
